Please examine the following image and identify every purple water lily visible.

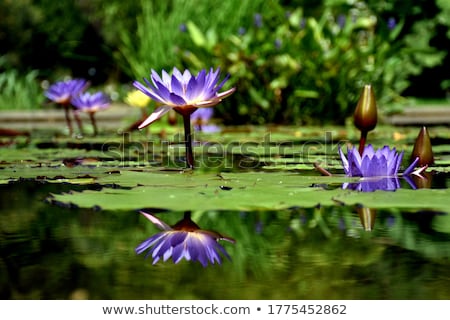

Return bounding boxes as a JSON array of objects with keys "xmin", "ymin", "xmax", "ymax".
[
  {"xmin": 45, "ymin": 79, "xmax": 88, "ymax": 104},
  {"xmin": 339, "ymin": 144, "xmax": 418, "ymax": 177},
  {"xmin": 71, "ymin": 92, "xmax": 110, "ymax": 136},
  {"xmin": 136, "ymin": 212, "xmax": 235, "ymax": 267},
  {"xmin": 71, "ymin": 92, "xmax": 110, "ymax": 113},
  {"xmin": 133, "ymin": 67, "xmax": 235, "ymax": 168},
  {"xmin": 133, "ymin": 67, "xmax": 235, "ymax": 129},
  {"xmin": 45, "ymin": 79, "xmax": 88, "ymax": 135}
]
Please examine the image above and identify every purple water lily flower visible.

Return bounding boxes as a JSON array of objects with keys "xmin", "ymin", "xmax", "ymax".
[
  {"xmin": 71, "ymin": 92, "xmax": 110, "ymax": 113},
  {"xmin": 71, "ymin": 92, "xmax": 110, "ymax": 136},
  {"xmin": 339, "ymin": 144, "xmax": 418, "ymax": 177},
  {"xmin": 133, "ymin": 67, "xmax": 235, "ymax": 129},
  {"xmin": 45, "ymin": 79, "xmax": 88, "ymax": 104},
  {"xmin": 136, "ymin": 212, "xmax": 235, "ymax": 267},
  {"xmin": 45, "ymin": 79, "xmax": 88, "ymax": 135},
  {"xmin": 134, "ymin": 67, "xmax": 235, "ymax": 169}
]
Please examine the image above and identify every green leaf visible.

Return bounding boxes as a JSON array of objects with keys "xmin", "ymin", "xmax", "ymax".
[
  {"xmin": 49, "ymin": 170, "xmax": 450, "ymax": 212},
  {"xmin": 186, "ymin": 21, "xmax": 207, "ymax": 48}
]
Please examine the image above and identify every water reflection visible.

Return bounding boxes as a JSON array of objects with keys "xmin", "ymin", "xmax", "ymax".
[
  {"xmin": 410, "ymin": 171, "xmax": 434, "ymax": 189},
  {"xmin": 340, "ymin": 171, "xmax": 446, "ymax": 192},
  {"xmin": 135, "ymin": 211, "xmax": 235, "ymax": 267},
  {"xmin": 343, "ymin": 176, "xmax": 403, "ymax": 192},
  {"xmin": 1, "ymin": 181, "xmax": 450, "ymax": 299},
  {"xmin": 357, "ymin": 207, "xmax": 376, "ymax": 231}
]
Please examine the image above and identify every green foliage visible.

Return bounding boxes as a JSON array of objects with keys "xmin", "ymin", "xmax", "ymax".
[
  {"xmin": 0, "ymin": 0, "xmax": 41, "ymax": 70},
  {"xmin": 0, "ymin": 58, "xmax": 44, "ymax": 110},
  {"xmin": 181, "ymin": 1, "xmax": 445, "ymax": 124},
  {"xmin": 115, "ymin": 0, "xmax": 266, "ymax": 79},
  {"xmin": 436, "ymin": 0, "xmax": 450, "ymax": 38}
]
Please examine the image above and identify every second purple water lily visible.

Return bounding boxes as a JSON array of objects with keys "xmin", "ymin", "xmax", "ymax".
[{"xmin": 338, "ymin": 144, "xmax": 426, "ymax": 191}]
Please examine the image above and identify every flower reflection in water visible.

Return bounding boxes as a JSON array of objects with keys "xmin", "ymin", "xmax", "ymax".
[
  {"xmin": 343, "ymin": 175, "xmax": 420, "ymax": 192},
  {"xmin": 136, "ymin": 211, "xmax": 235, "ymax": 267},
  {"xmin": 343, "ymin": 176, "xmax": 401, "ymax": 192}
]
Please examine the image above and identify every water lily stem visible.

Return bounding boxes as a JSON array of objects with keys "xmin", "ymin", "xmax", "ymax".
[
  {"xmin": 63, "ymin": 104, "xmax": 73, "ymax": 135},
  {"xmin": 89, "ymin": 113, "xmax": 98, "ymax": 137},
  {"xmin": 73, "ymin": 110, "xmax": 84, "ymax": 135},
  {"xmin": 358, "ymin": 131, "xmax": 367, "ymax": 156},
  {"xmin": 314, "ymin": 162, "xmax": 332, "ymax": 176},
  {"xmin": 182, "ymin": 113, "xmax": 195, "ymax": 169}
]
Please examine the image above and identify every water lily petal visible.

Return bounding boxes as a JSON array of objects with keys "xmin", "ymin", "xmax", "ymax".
[
  {"xmin": 138, "ymin": 105, "xmax": 172, "ymax": 129},
  {"xmin": 133, "ymin": 80, "xmax": 165, "ymax": 104},
  {"xmin": 170, "ymin": 74, "xmax": 184, "ymax": 97},
  {"xmin": 403, "ymin": 156, "xmax": 419, "ymax": 175},
  {"xmin": 168, "ymin": 92, "xmax": 186, "ymax": 105},
  {"xmin": 140, "ymin": 211, "xmax": 172, "ymax": 231}
]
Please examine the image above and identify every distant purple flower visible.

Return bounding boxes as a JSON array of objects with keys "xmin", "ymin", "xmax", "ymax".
[
  {"xmin": 299, "ymin": 18, "xmax": 306, "ymax": 29},
  {"xmin": 386, "ymin": 215, "xmax": 396, "ymax": 228},
  {"xmin": 45, "ymin": 79, "xmax": 88, "ymax": 104},
  {"xmin": 191, "ymin": 108, "xmax": 220, "ymax": 132},
  {"xmin": 192, "ymin": 107, "xmax": 214, "ymax": 122},
  {"xmin": 133, "ymin": 67, "xmax": 235, "ymax": 129},
  {"xmin": 337, "ymin": 15, "xmax": 346, "ymax": 29},
  {"xmin": 71, "ymin": 92, "xmax": 110, "ymax": 113},
  {"xmin": 179, "ymin": 23, "xmax": 187, "ymax": 33},
  {"xmin": 387, "ymin": 17, "xmax": 396, "ymax": 30},
  {"xmin": 254, "ymin": 13, "xmax": 263, "ymax": 28},
  {"xmin": 274, "ymin": 38, "xmax": 282, "ymax": 49},
  {"xmin": 339, "ymin": 144, "xmax": 418, "ymax": 178},
  {"xmin": 238, "ymin": 27, "xmax": 246, "ymax": 36},
  {"xmin": 136, "ymin": 212, "xmax": 235, "ymax": 267},
  {"xmin": 45, "ymin": 79, "xmax": 89, "ymax": 135}
]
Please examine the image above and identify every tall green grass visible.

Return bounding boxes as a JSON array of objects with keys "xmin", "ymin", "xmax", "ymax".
[
  {"xmin": 0, "ymin": 58, "xmax": 44, "ymax": 110},
  {"xmin": 116, "ymin": 0, "xmax": 266, "ymax": 78}
]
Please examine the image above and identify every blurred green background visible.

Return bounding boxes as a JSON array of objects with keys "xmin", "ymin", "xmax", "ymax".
[{"xmin": 1, "ymin": 0, "xmax": 450, "ymax": 124}]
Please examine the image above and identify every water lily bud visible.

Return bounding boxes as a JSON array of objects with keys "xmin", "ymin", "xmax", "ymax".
[
  {"xmin": 411, "ymin": 126, "xmax": 434, "ymax": 166},
  {"xmin": 353, "ymin": 85, "xmax": 378, "ymax": 132}
]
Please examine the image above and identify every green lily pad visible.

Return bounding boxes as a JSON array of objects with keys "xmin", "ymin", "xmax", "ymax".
[{"xmin": 49, "ymin": 170, "xmax": 450, "ymax": 212}]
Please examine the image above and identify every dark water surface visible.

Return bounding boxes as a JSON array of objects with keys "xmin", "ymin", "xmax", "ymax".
[{"xmin": 1, "ymin": 180, "xmax": 449, "ymax": 300}]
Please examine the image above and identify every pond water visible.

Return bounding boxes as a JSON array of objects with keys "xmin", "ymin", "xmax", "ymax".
[{"xmin": 1, "ymin": 126, "xmax": 450, "ymax": 299}]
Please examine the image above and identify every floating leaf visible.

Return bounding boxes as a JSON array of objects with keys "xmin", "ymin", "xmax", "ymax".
[{"xmin": 49, "ymin": 171, "xmax": 450, "ymax": 212}]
